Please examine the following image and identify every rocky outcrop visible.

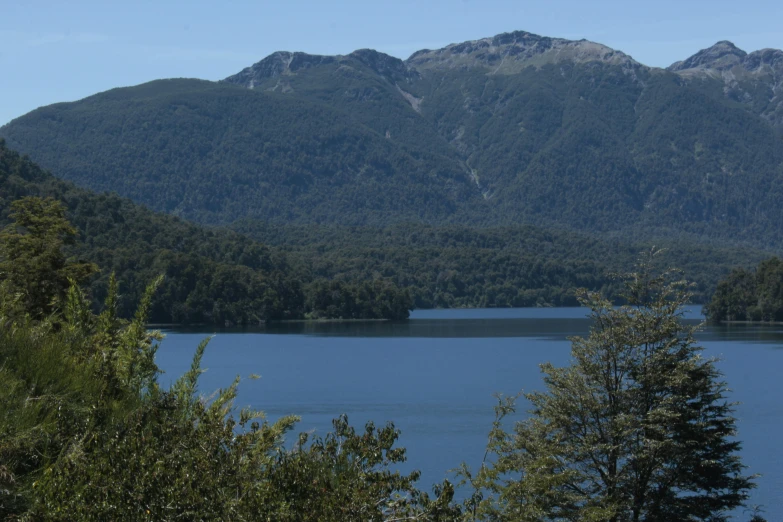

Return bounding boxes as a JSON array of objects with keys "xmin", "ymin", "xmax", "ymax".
[
  {"xmin": 668, "ymin": 41, "xmax": 747, "ymax": 72},
  {"xmin": 223, "ymin": 32, "xmax": 783, "ymax": 131},
  {"xmin": 406, "ymin": 30, "xmax": 643, "ymax": 74},
  {"xmin": 348, "ymin": 49, "xmax": 420, "ymax": 84},
  {"xmin": 224, "ymin": 49, "xmax": 418, "ymax": 90},
  {"xmin": 223, "ymin": 52, "xmax": 337, "ymax": 88},
  {"xmin": 669, "ymin": 42, "xmax": 783, "ymax": 130}
]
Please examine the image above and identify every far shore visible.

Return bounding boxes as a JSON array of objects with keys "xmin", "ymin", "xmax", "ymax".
[
  {"xmin": 721, "ymin": 320, "xmax": 783, "ymax": 326},
  {"xmin": 148, "ymin": 317, "xmax": 396, "ymax": 329}
]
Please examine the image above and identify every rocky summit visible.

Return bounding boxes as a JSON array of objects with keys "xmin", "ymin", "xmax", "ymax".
[{"xmin": 407, "ymin": 30, "xmax": 641, "ymax": 74}]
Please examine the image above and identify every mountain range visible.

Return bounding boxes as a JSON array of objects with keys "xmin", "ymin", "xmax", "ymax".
[{"xmin": 2, "ymin": 30, "xmax": 782, "ymax": 247}]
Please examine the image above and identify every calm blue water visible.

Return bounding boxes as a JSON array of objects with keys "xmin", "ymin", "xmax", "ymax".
[{"xmin": 156, "ymin": 306, "xmax": 783, "ymax": 518}]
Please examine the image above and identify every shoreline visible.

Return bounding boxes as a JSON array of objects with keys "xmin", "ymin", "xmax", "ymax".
[
  {"xmin": 721, "ymin": 320, "xmax": 783, "ymax": 326},
  {"xmin": 148, "ymin": 317, "xmax": 396, "ymax": 329}
]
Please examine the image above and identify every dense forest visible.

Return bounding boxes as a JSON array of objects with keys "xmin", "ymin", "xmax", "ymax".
[
  {"xmin": 0, "ymin": 140, "xmax": 410, "ymax": 324},
  {"xmin": 233, "ymin": 220, "xmax": 772, "ymax": 307},
  {"xmin": 704, "ymin": 256, "xmax": 783, "ymax": 323},
  {"xmin": 0, "ymin": 79, "xmax": 477, "ymax": 226},
  {"xmin": 3, "ymin": 139, "xmax": 778, "ymax": 322}
]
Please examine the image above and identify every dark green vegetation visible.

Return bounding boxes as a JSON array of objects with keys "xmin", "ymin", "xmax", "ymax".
[
  {"xmin": 461, "ymin": 256, "xmax": 758, "ymax": 521},
  {"xmin": 0, "ymin": 236, "xmax": 761, "ymax": 520},
  {"xmin": 0, "ymin": 79, "xmax": 475, "ymax": 226},
  {"xmin": 306, "ymin": 279, "xmax": 412, "ymax": 320},
  {"xmin": 0, "ymin": 142, "xmax": 410, "ymax": 324},
  {"xmin": 0, "ymin": 196, "xmax": 96, "ymax": 319},
  {"xmin": 0, "ymin": 255, "xmax": 456, "ymax": 520},
  {"xmin": 234, "ymin": 220, "xmax": 771, "ymax": 307},
  {"xmin": 2, "ymin": 31, "xmax": 783, "ymax": 312},
  {"xmin": 3, "ymin": 32, "xmax": 783, "ymax": 248},
  {"xmin": 705, "ymin": 256, "xmax": 783, "ymax": 323},
  {"xmin": 4, "ymin": 138, "xmax": 770, "ymax": 317}
]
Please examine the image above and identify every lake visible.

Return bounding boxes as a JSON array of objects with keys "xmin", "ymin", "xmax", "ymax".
[{"xmin": 156, "ymin": 307, "xmax": 783, "ymax": 518}]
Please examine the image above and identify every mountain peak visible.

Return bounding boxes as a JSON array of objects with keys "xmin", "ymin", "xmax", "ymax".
[
  {"xmin": 347, "ymin": 49, "xmax": 419, "ymax": 82},
  {"xmin": 224, "ymin": 48, "xmax": 419, "ymax": 89},
  {"xmin": 668, "ymin": 41, "xmax": 747, "ymax": 72},
  {"xmin": 406, "ymin": 30, "xmax": 640, "ymax": 73},
  {"xmin": 223, "ymin": 51, "xmax": 336, "ymax": 87}
]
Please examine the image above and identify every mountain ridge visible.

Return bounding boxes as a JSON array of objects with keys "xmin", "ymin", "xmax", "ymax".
[
  {"xmin": 406, "ymin": 30, "xmax": 642, "ymax": 74},
  {"xmin": 223, "ymin": 30, "xmax": 782, "ymax": 132},
  {"xmin": 3, "ymin": 29, "xmax": 783, "ymax": 249}
]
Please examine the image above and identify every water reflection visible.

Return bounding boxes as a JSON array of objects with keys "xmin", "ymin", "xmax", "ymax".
[{"xmin": 162, "ymin": 305, "xmax": 783, "ymax": 344}]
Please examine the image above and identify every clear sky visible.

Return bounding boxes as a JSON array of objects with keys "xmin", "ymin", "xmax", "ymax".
[{"xmin": 1, "ymin": 0, "xmax": 781, "ymax": 126}]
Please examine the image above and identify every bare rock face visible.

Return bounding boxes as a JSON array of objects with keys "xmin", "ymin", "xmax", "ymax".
[
  {"xmin": 405, "ymin": 30, "xmax": 643, "ymax": 74},
  {"xmin": 669, "ymin": 42, "xmax": 783, "ymax": 130}
]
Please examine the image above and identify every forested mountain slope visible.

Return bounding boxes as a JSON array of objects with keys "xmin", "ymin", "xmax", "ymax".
[
  {"xmin": 1, "ymin": 80, "xmax": 478, "ymax": 226},
  {"xmin": 2, "ymin": 31, "xmax": 783, "ymax": 247},
  {"xmin": 668, "ymin": 40, "xmax": 783, "ymax": 130},
  {"xmin": 0, "ymin": 140, "xmax": 317, "ymax": 324},
  {"xmin": 0, "ymin": 138, "xmax": 774, "ymax": 313}
]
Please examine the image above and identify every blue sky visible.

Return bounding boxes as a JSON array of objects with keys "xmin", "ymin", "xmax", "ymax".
[{"xmin": 1, "ymin": 0, "xmax": 781, "ymax": 126}]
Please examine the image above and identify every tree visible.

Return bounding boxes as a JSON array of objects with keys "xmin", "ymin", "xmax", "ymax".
[
  {"xmin": 0, "ymin": 196, "xmax": 96, "ymax": 318},
  {"xmin": 703, "ymin": 267, "xmax": 757, "ymax": 323},
  {"xmin": 704, "ymin": 257, "xmax": 783, "ymax": 324},
  {"xmin": 475, "ymin": 254, "xmax": 755, "ymax": 521},
  {"xmin": 755, "ymin": 257, "xmax": 783, "ymax": 322}
]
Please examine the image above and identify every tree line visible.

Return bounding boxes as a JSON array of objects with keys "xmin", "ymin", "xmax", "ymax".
[
  {"xmin": 705, "ymin": 256, "xmax": 783, "ymax": 323},
  {"xmin": 234, "ymin": 220, "xmax": 771, "ymax": 308}
]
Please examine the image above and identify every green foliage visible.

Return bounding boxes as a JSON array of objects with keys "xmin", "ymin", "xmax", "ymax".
[
  {"xmin": 0, "ymin": 273, "xmax": 164, "ymax": 517},
  {"xmin": 705, "ymin": 257, "xmax": 783, "ymax": 323},
  {"xmin": 306, "ymin": 279, "xmax": 413, "ymax": 320},
  {"xmin": 0, "ymin": 140, "xmax": 411, "ymax": 324},
  {"xmin": 0, "ymin": 200, "xmax": 441, "ymax": 519},
  {"xmin": 29, "ymin": 343, "xmax": 298, "ymax": 520},
  {"xmin": 465, "ymin": 254, "xmax": 755, "ymax": 521},
  {"xmin": 0, "ymin": 80, "xmax": 476, "ymax": 227},
  {"xmin": 0, "ymin": 278, "xmax": 451, "ymax": 520},
  {"xmin": 0, "ymin": 138, "xmax": 774, "ymax": 323},
  {"xmin": 237, "ymin": 220, "xmax": 771, "ymax": 308},
  {"xmin": 0, "ymin": 196, "xmax": 96, "ymax": 318},
  {"xmin": 265, "ymin": 415, "xmax": 460, "ymax": 521}
]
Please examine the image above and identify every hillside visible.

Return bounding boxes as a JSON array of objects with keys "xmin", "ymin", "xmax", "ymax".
[
  {"xmin": 668, "ymin": 40, "xmax": 783, "ymax": 130},
  {"xmin": 2, "ymin": 30, "xmax": 783, "ymax": 248},
  {"xmin": 0, "ymin": 140, "xmax": 412, "ymax": 324},
  {"xmin": 232, "ymin": 220, "xmax": 772, "ymax": 307},
  {"xmin": 0, "ymin": 80, "xmax": 477, "ymax": 226},
  {"xmin": 0, "ymin": 139, "xmax": 314, "ymax": 324}
]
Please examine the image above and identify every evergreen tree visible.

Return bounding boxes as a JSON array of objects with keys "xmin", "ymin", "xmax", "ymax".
[
  {"xmin": 705, "ymin": 257, "xmax": 783, "ymax": 324},
  {"xmin": 0, "ymin": 196, "xmax": 95, "ymax": 318},
  {"xmin": 475, "ymin": 253, "xmax": 755, "ymax": 521}
]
